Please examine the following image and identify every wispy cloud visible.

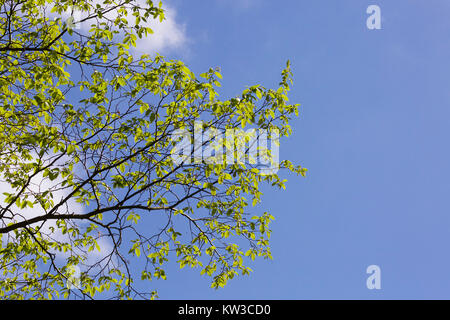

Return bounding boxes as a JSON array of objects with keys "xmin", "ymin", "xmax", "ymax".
[{"xmin": 216, "ymin": 0, "xmax": 262, "ymax": 11}]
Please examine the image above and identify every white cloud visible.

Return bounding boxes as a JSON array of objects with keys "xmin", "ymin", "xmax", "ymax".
[
  {"xmin": 49, "ymin": 0, "xmax": 187, "ymax": 56},
  {"xmin": 0, "ymin": 152, "xmax": 111, "ymax": 262},
  {"xmin": 133, "ymin": 4, "xmax": 187, "ymax": 56}
]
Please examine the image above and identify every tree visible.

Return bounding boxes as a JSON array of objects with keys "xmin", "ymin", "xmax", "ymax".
[{"xmin": 0, "ymin": 0, "xmax": 306, "ymax": 299}]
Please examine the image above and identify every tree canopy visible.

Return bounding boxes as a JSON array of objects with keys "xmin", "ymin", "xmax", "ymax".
[{"xmin": 0, "ymin": 0, "xmax": 306, "ymax": 299}]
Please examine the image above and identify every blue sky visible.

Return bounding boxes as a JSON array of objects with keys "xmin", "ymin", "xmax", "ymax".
[{"xmin": 133, "ymin": 0, "xmax": 450, "ymax": 299}]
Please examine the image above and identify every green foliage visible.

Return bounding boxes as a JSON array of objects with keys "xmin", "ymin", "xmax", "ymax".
[{"xmin": 0, "ymin": 0, "xmax": 306, "ymax": 299}]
